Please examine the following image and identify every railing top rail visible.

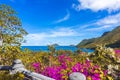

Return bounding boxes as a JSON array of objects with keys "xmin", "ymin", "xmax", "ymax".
[{"xmin": 0, "ymin": 59, "xmax": 86, "ymax": 80}]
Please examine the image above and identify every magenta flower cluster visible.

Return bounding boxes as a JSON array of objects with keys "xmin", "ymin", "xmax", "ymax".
[
  {"xmin": 114, "ymin": 49, "xmax": 120, "ymax": 58},
  {"xmin": 115, "ymin": 49, "xmax": 120, "ymax": 54},
  {"xmin": 32, "ymin": 54, "xmax": 107, "ymax": 80}
]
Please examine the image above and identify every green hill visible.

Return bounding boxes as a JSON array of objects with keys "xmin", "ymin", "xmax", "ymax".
[{"xmin": 77, "ymin": 26, "xmax": 120, "ymax": 48}]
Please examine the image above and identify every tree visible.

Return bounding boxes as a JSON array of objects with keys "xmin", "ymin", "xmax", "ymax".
[
  {"xmin": 48, "ymin": 45, "xmax": 56, "ymax": 54},
  {"xmin": 48, "ymin": 45, "xmax": 56, "ymax": 66},
  {"xmin": 0, "ymin": 4, "xmax": 27, "ymax": 46}
]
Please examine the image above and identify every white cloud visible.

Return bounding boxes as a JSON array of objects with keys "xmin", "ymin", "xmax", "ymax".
[
  {"xmin": 73, "ymin": 0, "xmax": 120, "ymax": 12},
  {"xmin": 82, "ymin": 13, "xmax": 120, "ymax": 31},
  {"xmin": 96, "ymin": 13, "xmax": 120, "ymax": 25},
  {"xmin": 54, "ymin": 10, "xmax": 70, "ymax": 24},
  {"xmin": 22, "ymin": 33, "xmax": 46, "ymax": 46},
  {"xmin": 50, "ymin": 28, "xmax": 77, "ymax": 37},
  {"xmin": 22, "ymin": 27, "xmax": 81, "ymax": 46},
  {"xmin": 86, "ymin": 25, "xmax": 112, "ymax": 31}
]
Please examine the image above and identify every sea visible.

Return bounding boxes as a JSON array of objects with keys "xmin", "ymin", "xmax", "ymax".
[{"xmin": 21, "ymin": 46, "xmax": 94, "ymax": 53}]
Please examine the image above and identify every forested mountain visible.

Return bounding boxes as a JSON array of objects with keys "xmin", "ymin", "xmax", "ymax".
[{"xmin": 77, "ymin": 26, "xmax": 120, "ymax": 48}]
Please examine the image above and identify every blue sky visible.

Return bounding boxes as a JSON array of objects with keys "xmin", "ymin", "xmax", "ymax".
[{"xmin": 1, "ymin": 0, "xmax": 120, "ymax": 46}]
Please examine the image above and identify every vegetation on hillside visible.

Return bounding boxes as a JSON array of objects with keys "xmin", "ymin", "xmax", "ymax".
[{"xmin": 77, "ymin": 26, "xmax": 120, "ymax": 48}]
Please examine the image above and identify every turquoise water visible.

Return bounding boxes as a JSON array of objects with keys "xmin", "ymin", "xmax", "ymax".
[{"xmin": 21, "ymin": 46, "xmax": 94, "ymax": 53}]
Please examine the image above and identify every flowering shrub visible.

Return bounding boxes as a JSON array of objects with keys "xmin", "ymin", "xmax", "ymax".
[
  {"xmin": 32, "ymin": 54, "xmax": 108, "ymax": 80},
  {"xmin": 0, "ymin": 46, "xmax": 115, "ymax": 80}
]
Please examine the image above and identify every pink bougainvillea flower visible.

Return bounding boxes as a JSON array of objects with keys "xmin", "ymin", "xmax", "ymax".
[
  {"xmin": 32, "ymin": 62, "xmax": 40, "ymax": 68},
  {"xmin": 31, "ymin": 55, "xmax": 108, "ymax": 80}
]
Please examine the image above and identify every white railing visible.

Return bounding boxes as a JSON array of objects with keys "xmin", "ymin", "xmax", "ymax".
[
  {"xmin": 0, "ymin": 59, "xmax": 86, "ymax": 80},
  {"xmin": 0, "ymin": 39, "xmax": 3, "ymax": 46}
]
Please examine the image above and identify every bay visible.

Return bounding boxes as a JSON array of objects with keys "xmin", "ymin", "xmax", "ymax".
[{"xmin": 21, "ymin": 46, "xmax": 94, "ymax": 53}]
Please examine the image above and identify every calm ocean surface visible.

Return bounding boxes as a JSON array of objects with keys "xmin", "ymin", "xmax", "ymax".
[{"xmin": 21, "ymin": 46, "xmax": 94, "ymax": 53}]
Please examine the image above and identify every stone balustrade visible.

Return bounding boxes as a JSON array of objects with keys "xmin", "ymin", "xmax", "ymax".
[{"xmin": 0, "ymin": 59, "xmax": 86, "ymax": 80}]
